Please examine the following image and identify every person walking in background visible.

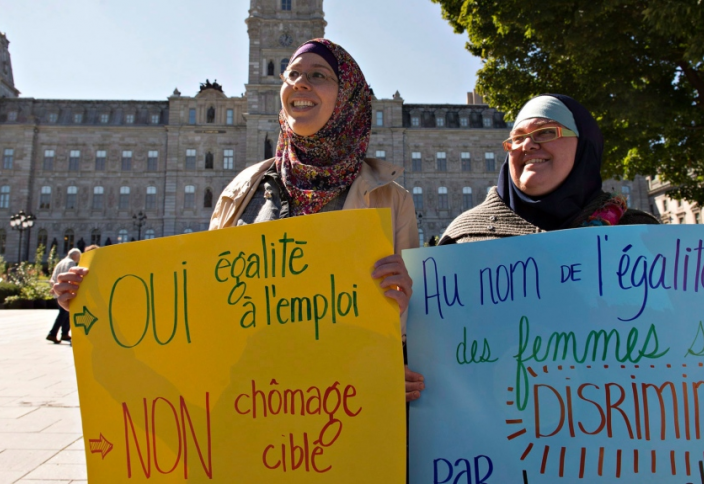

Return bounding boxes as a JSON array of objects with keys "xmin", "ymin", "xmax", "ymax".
[{"xmin": 46, "ymin": 248, "xmax": 81, "ymax": 344}]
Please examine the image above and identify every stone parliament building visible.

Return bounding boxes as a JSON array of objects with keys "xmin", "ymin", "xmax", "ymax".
[{"xmin": 0, "ymin": 0, "xmax": 654, "ymax": 262}]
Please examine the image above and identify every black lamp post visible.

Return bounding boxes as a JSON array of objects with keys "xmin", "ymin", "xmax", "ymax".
[
  {"xmin": 10, "ymin": 211, "xmax": 36, "ymax": 262},
  {"xmin": 132, "ymin": 211, "xmax": 147, "ymax": 241}
]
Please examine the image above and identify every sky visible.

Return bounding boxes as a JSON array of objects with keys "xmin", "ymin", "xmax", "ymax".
[{"xmin": 0, "ymin": 0, "xmax": 483, "ymax": 104}]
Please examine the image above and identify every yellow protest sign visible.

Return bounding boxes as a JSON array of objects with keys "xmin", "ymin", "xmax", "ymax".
[{"xmin": 71, "ymin": 209, "xmax": 405, "ymax": 483}]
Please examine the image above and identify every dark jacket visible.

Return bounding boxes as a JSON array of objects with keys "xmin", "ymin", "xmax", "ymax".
[{"xmin": 439, "ymin": 187, "xmax": 659, "ymax": 245}]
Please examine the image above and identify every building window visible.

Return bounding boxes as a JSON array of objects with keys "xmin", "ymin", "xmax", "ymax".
[
  {"xmin": 461, "ymin": 152, "xmax": 471, "ymax": 171},
  {"xmin": 204, "ymin": 188, "xmax": 213, "ymax": 208},
  {"xmin": 621, "ymin": 185, "xmax": 631, "ymax": 207},
  {"xmin": 67, "ymin": 150, "xmax": 80, "ymax": 171},
  {"xmin": 184, "ymin": 185, "xmax": 195, "ymax": 208},
  {"xmin": 436, "ymin": 117, "xmax": 445, "ymax": 127},
  {"xmin": 280, "ymin": 59, "xmax": 289, "ymax": 74},
  {"xmin": 226, "ymin": 109, "xmax": 234, "ymax": 125},
  {"xmin": 462, "ymin": 187, "xmax": 473, "ymax": 210},
  {"xmin": 188, "ymin": 108, "xmax": 196, "ymax": 124},
  {"xmin": 91, "ymin": 229, "xmax": 101, "ymax": 246},
  {"xmin": 0, "ymin": 229, "xmax": 5, "ymax": 254},
  {"xmin": 375, "ymin": 150, "xmax": 386, "ymax": 160},
  {"xmin": 121, "ymin": 150, "xmax": 132, "ymax": 171},
  {"xmin": 376, "ymin": 111, "xmax": 384, "ymax": 126},
  {"xmin": 40, "ymin": 186, "xmax": 51, "ymax": 209},
  {"xmin": 436, "ymin": 152, "xmax": 447, "ymax": 172},
  {"xmin": 412, "ymin": 152, "xmax": 422, "ymax": 172},
  {"xmin": 0, "ymin": 186, "xmax": 9, "ymax": 208},
  {"xmin": 486, "ymin": 186, "xmax": 492, "ymax": 199},
  {"xmin": 483, "ymin": 116, "xmax": 492, "ymax": 128},
  {"xmin": 7, "ymin": 111, "xmax": 17, "ymax": 122},
  {"xmin": 678, "ymin": 215, "xmax": 685, "ymax": 224},
  {"xmin": 413, "ymin": 187, "xmax": 423, "ymax": 210},
  {"xmin": 63, "ymin": 229, "xmax": 75, "ymax": 254},
  {"xmin": 223, "ymin": 149, "xmax": 234, "ymax": 170},
  {"xmin": 66, "ymin": 186, "xmax": 77, "ymax": 209},
  {"xmin": 100, "ymin": 113, "xmax": 109, "ymax": 123},
  {"xmin": 662, "ymin": 199, "xmax": 668, "ymax": 212},
  {"xmin": 695, "ymin": 212, "xmax": 701, "ymax": 224},
  {"xmin": 117, "ymin": 229, "xmax": 129, "ymax": 244},
  {"xmin": 125, "ymin": 114, "xmax": 135, "ymax": 124},
  {"xmin": 281, "ymin": 0, "xmax": 291, "ymax": 10},
  {"xmin": 119, "ymin": 186, "xmax": 130, "ymax": 210},
  {"xmin": 186, "ymin": 149, "xmax": 196, "ymax": 170},
  {"xmin": 205, "ymin": 152, "xmax": 214, "ymax": 169},
  {"xmin": 43, "ymin": 150, "xmax": 55, "ymax": 171},
  {"xmin": 144, "ymin": 229, "xmax": 155, "ymax": 240},
  {"xmin": 184, "ymin": 228, "xmax": 193, "ymax": 234},
  {"xmin": 95, "ymin": 150, "xmax": 106, "ymax": 171},
  {"xmin": 460, "ymin": 117, "xmax": 468, "ymax": 127},
  {"xmin": 151, "ymin": 114, "xmax": 160, "ymax": 124},
  {"xmin": 147, "ymin": 150, "xmax": 158, "ymax": 171},
  {"xmin": 37, "ymin": 230, "xmax": 48, "ymax": 250},
  {"xmin": 146, "ymin": 186, "xmax": 157, "ymax": 210},
  {"xmin": 438, "ymin": 187, "xmax": 449, "ymax": 210},
  {"xmin": 48, "ymin": 113, "xmax": 58, "ymax": 123},
  {"xmin": 73, "ymin": 113, "xmax": 83, "ymax": 124},
  {"xmin": 485, "ymin": 152, "xmax": 495, "ymax": 171},
  {"xmin": 418, "ymin": 228, "xmax": 424, "ymax": 247},
  {"xmin": 3, "ymin": 148, "xmax": 14, "ymax": 169},
  {"xmin": 93, "ymin": 186, "xmax": 104, "ymax": 210},
  {"xmin": 411, "ymin": 117, "xmax": 420, "ymax": 127}
]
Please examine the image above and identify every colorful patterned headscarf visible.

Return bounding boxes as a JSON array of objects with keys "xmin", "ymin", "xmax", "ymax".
[{"xmin": 275, "ymin": 39, "xmax": 372, "ymax": 216}]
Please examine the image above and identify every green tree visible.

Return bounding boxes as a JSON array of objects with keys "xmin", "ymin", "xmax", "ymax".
[
  {"xmin": 433, "ymin": 0, "xmax": 704, "ymax": 202},
  {"xmin": 34, "ymin": 244, "xmax": 46, "ymax": 275},
  {"xmin": 47, "ymin": 245, "xmax": 58, "ymax": 276}
]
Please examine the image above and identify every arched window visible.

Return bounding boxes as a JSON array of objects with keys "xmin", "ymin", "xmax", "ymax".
[
  {"xmin": 144, "ymin": 229, "xmax": 155, "ymax": 240},
  {"xmin": 93, "ymin": 186, "xmax": 104, "ymax": 210},
  {"xmin": 91, "ymin": 229, "xmax": 101, "ymax": 246},
  {"xmin": 204, "ymin": 188, "xmax": 213, "ymax": 208},
  {"xmin": 117, "ymin": 229, "xmax": 129, "ymax": 244},
  {"xmin": 280, "ymin": 59, "xmax": 289, "ymax": 74},
  {"xmin": 485, "ymin": 152, "xmax": 496, "ymax": 171},
  {"xmin": 264, "ymin": 137, "xmax": 273, "ymax": 159},
  {"xmin": 119, "ymin": 186, "xmax": 130, "ymax": 210},
  {"xmin": 206, "ymin": 106, "xmax": 215, "ymax": 123},
  {"xmin": 438, "ymin": 187, "xmax": 448, "ymax": 210},
  {"xmin": 37, "ymin": 229, "xmax": 48, "ymax": 251},
  {"xmin": 462, "ymin": 187, "xmax": 473, "ymax": 210},
  {"xmin": 63, "ymin": 229, "xmax": 75, "ymax": 254},
  {"xmin": 40, "ymin": 186, "xmax": 51, "ymax": 209},
  {"xmin": 267, "ymin": 61, "xmax": 275, "ymax": 76},
  {"xmin": 184, "ymin": 228, "xmax": 193, "ymax": 234},
  {"xmin": 205, "ymin": 152, "xmax": 214, "ymax": 169},
  {"xmin": 413, "ymin": 187, "xmax": 423, "ymax": 210},
  {"xmin": 66, "ymin": 186, "xmax": 78, "ymax": 210},
  {"xmin": 184, "ymin": 185, "xmax": 195, "ymax": 208}
]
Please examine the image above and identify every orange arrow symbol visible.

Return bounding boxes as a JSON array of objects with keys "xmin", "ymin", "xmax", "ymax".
[{"xmin": 88, "ymin": 433, "xmax": 113, "ymax": 459}]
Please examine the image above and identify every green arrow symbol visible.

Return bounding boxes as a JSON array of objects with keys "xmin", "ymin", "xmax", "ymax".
[{"xmin": 73, "ymin": 306, "xmax": 99, "ymax": 335}]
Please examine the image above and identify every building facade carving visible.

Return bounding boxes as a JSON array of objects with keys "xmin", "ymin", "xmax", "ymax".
[{"xmin": 0, "ymin": 2, "xmax": 653, "ymax": 261}]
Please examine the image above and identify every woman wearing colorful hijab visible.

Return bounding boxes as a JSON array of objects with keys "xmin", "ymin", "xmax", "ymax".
[
  {"xmin": 402, "ymin": 94, "xmax": 660, "ymax": 402},
  {"xmin": 54, "ymin": 39, "xmax": 420, "ymax": 399},
  {"xmin": 439, "ymin": 93, "xmax": 658, "ymax": 245}
]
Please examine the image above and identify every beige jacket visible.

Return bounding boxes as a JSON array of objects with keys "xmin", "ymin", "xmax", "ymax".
[{"xmin": 209, "ymin": 157, "xmax": 419, "ymax": 255}]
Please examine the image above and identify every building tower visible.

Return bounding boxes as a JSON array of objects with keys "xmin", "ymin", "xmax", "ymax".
[
  {"xmin": 0, "ymin": 33, "xmax": 19, "ymax": 98},
  {"xmin": 243, "ymin": 0, "xmax": 325, "ymax": 165}
]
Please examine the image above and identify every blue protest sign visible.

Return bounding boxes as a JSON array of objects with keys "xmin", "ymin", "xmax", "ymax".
[{"xmin": 405, "ymin": 225, "xmax": 704, "ymax": 484}]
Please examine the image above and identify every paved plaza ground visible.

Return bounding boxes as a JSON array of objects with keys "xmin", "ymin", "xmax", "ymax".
[{"xmin": 0, "ymin": 310, "xmax": 86, "ymax": 484}]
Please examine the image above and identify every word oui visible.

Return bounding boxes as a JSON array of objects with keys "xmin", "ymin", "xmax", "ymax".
[
  {"xmin": 234, "ymin": 379, "xmax": 362, "ymax": 474},
  {"xmin": 108, "ymin": 266, "xmax": 191, "ymax": 348}
]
